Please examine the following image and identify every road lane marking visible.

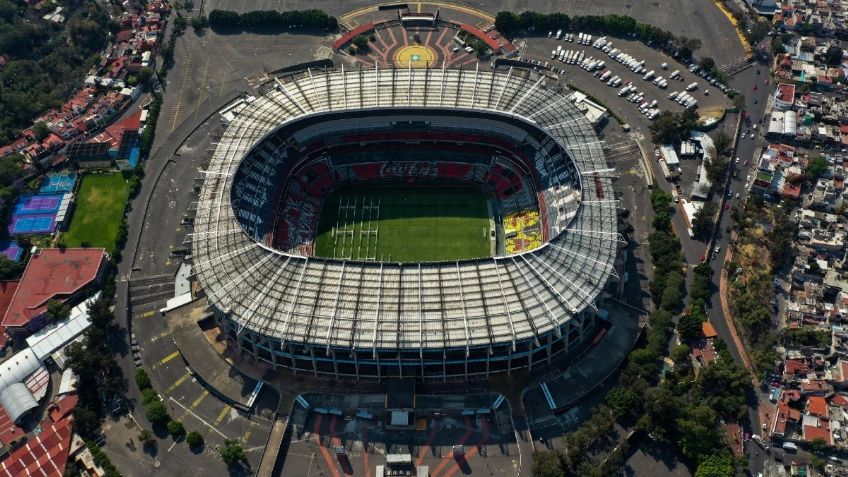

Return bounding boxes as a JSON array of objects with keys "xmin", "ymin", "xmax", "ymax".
[
  {"xmin": 136, "ymin": 310, "xmax": 156, "ymax": 319},
  {"xmin": 191, "ymin": 390, "xmax": 209, "ymax": 409}
]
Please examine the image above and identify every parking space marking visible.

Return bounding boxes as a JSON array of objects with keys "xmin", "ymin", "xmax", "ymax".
[
  {"xmin": 214, "ymin": 405, "xmax": 231, "ymax": 425},
  {"xmin": 241, "ymin": 423, "xmax": 254, "ymax": 443},
  {"xmin": 169, "ymin": 397, "xmax": 228, "ymax": 439},
  {"xmin": 191, "ymin": 390, "xmax": 209, "ymax": 409},
  {"xmin": 157, "ymin": 351, "xmax": 181, "ymax": 367},
  {"xmin": 165, "ymin": 372, "xmax": 191, "ymax": 394}
]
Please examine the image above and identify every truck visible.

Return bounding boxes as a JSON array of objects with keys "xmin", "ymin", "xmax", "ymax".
[
  {"xmin": 669, "ymin": 69, "xmax": 680, "ymax": 79},
  {"xmin": 686, "ymin": 82, "xmax": 698, "ymax": 91},
  {"xmin": 643, "ymin": 70, "xmax": 656, "ymax": 81},
  {"xmin": 658, "ymin": 79, "xmax": 668, "ymax": 89},
  {"xmin": 668, "ymin": 91, "xmax": 679, "ymax": 100},
  {"xmin": 556, "ymin": 29, "xmax": 563, "ymax": 40}
]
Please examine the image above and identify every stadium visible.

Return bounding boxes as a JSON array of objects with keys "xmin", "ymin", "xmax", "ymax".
[{"xmin": 191, "ymin": 66, "xmax": 621, "ymax": 381}]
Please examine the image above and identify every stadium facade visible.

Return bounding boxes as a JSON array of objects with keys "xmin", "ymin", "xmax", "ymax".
[{"xmin": 192, "ymin": 66, "xmax": 621, "ymax": 381}]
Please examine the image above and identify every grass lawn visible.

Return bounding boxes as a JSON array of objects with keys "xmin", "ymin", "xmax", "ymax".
[
  {"xmin": 62, "ymin": 173, "xmax": 131, "ymax": 253},
  {"xmin": 313, "ymin": 185, "xmax": 491, "ymax": 262}
]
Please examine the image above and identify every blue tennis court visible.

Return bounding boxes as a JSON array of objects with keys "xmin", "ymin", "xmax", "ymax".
[
  {"xmin": 39, "ymin": 173, "xmax": 76, "ymax": 194},
  {"xmin": 12, "ymin": 194, "xmax": 64, "ymax": 216},
  {"xmin": 0, "ymin": 241, "xmax": 22, "ymax": 262},
  {"xmin": 8, "ymin": 214, "xmax": 57, "ymax": 235}
]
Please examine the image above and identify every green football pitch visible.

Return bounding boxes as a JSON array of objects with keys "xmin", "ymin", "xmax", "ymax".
[{"xmin": 313, "ymin": 185, "xmax": 492, "ymax": 262}]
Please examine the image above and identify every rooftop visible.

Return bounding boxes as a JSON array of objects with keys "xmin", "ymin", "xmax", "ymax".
[{"xmin": 1, "ymin": 249, "xmax": 106, "ymax": 330}]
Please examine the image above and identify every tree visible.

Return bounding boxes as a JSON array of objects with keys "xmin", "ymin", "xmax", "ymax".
[
  {"xmin": 145, "ymin": 400, "xmax": 170, "ymax": 424},
  {"xmin": 699, "ymin": 57, "xmax": 716, "ymax": 74},
  {"xmin": 806, "ymin": 156, "xmax": 829, "ymax": 184},
  {"xmin": 135, "ymin": 368, "xmax": 151, "ymax": 390},
  {"xmin": 167, "ymin": 420, "xmax": 185, "ymax": 438},
  {"xmin": 186, "ymin": 431, "xmax": 204, "ymax": 448},
  {"xmin": 695, "ymin": 453, "xmax": 734, "ymax": 477},
  {"xmin": 810, "ymin": 436, "xmax": 828, "ymax": 453},
  {"xmin": 678, "ymin": 310, "xmax": 705, "ymax": 342},
  {"xmin": 731, "ymin": 92, "xmax": 746, "ymax": 111},
  {"xmin": 704, "ymin": 155, "xmax": 729, "ymax": 184},
  {"xmin": 606, "ymin": 386, "xmax": 642, "ymax": 418},
  {"xmin": 712, "ymin": 131, "xmax": 732, "ymax": 157},
  {"xmin": 825, "ymin": 46, "xmax": 843, "ymax": 67},
  {"xmin": 691, "ymin": 201, "xmax": 718, "ymax": 237},
  {"xmin": 138, "ymin": 67, "xmax": 154, "ymax": 86},
  {"xmin": 138, "ymin": 429, "xmax": 155, "ymax": 445},
  {"xmin": 671, "ymin": 344, "xmax": 692, "ymax": 366},
  {"xmin": 220, "ymin": 439, "xmax": 246, "ymax": 465},
  {"xmin": 531, "ymin": 449, "xmax": 565, "ymax": 477},
  {"xmin": 45, "ymin": 299, "xmax": 71, "ymax": 323},
  {"xmin": 190, "ymin": 15, "xmax": 209, "ymax": 31},
  {"xmin": 353, "ymin": 35, "xmax": 369, "ymax": 50},
  {"xmin": 0, "ymin": 256, "xmax": 23, "ymax": 280},
  {"xmin": 33, "ymin": 121, "xmax": 50, "ymax": 141}
]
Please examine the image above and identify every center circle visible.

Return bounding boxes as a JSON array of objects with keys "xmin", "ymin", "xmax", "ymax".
[{"xmin": 395, "ymin": 45, "xmax": 436, "ymax": 68}]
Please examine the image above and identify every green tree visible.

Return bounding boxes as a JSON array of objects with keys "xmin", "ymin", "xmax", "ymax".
[
  {"xmin": 138, "ymin": 429, "xmax": 155, "ymax": 448},
  {"xmin": 806, "ymin": 156, "xmax": 829, "ymax": 183},
  {"xmin": 691, "ymin": 201, "xmax": 718, "ymax": 237},
  {"xmin": 712, "ymin": 131, "xmax": 732, "ymax": 157},
  {"xmin": 810, "ymin": 436, "xmax": 828, "ymax": 453},
  {"xmin": 220, "ymin": 439, "xmax": 246, "ymax": 465},
  {"xmin": 45, "ymin": 299, "xmax": 71, "ymax": 322},
  {"xmin": 190, "ymin": 15, "xmax": 209, "ymax": 31},
  {"xmin": 825, "ymin": 46, "xmax": 843, "ymax": 67},
  {"xmin": 33, "ymin": 121, "xmax": 50, "ymax": 141},
  {"xmin": 695, "ymin": 453, "xmax": 734, "ymax": 477},
  {"xmin": 677, "ymin": 309, "xmax": 705, "ymax": 342},
  {"xmin": 353, "ymin": 35, "xmax": 369, "ymax": 50},
  {"xmin": 135, "ymin": 368, "xmax": 151, "ymax": 390},
  {"xmin": 167, "ymin": 420, "xmax": 185, "ymax": 438},
  {"xmin": 186, "ymin": 431, "xmax": 204, "ymax": 448},
  {"xmin": 531, "ymin": 449, "xmax": 565, "ymax": 477},
  {"xmin": 699, "ymin": 57, "xmax": 716, "ymax": 74},
  {"xmin": 0, "ymin": 256, "xmax": 23, "ymax": 279},
  {"xmin": 138, "ymin": 67, "xmax": 154, "ymax": 86},
  {"xmin": 671, "ymin": 344, "xmax": 691, "ymax": 366},
  {"xmin": 145, "ymin": 400, "xmax": 170, "ymax": 424},
  {"xmin": 606, "ymin": 386, "xmax": 642, "ymax": 418}
]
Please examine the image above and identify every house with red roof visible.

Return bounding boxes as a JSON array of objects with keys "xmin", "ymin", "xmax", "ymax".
[
  {"xmin": 808, "ymin": 395, "xmax": 828, "ymax": 417},
  {"xmin": 1, "ymin": 249, "xmax": 107, "ymax": 336}
]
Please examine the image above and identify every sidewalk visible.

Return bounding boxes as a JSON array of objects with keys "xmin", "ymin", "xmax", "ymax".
[{"xmin": 718, "ymin": 247, "xmax": 756, "ymax": 379}]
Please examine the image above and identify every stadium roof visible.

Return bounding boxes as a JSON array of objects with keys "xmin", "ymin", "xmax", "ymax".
[
  {"xmin": 2, "ymin": 248, "xmax": 106, "ymax": 331},
  {"xmin": 193, "ymin": 66, "xmax": 618, "ymax": 352}
]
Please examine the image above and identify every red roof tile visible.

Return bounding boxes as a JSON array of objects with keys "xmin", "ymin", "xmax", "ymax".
[
  {"xmin": 808, "ymin": 396, "xmax": 828, "ymax": 417},
  {"xmin": 0, "ymin": 416, "xmax": 73, "ymax": 477},
  {"xmin": 0, "ymin": 405, "xmax": 25, "ymax": 447},
  {"xmin": 48, "ymin": 394, "xmax": 77, "ymax": 423},
  {"xmin": 804, "ymin": 425, "xmax": 832, "ymax": 444},
  {"xmin": 2, "ymin": 249, "xmax": 106, "ymax": 331}
]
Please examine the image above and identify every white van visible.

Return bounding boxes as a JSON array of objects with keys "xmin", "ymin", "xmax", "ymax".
[{"xmin": 686, "ymin": 82, "xmax": 698, "ymax": 91}]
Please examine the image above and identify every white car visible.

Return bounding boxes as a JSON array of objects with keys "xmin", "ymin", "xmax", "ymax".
[
  {"xmin": 714, "ymin": 244, "xmax": 720, "ymax": 253},
  {"xmin": 746, "ymin": 175, "xmax": 751, "ymax": 182},
  {"xmin": 750, "ymin": 133, "xmax": 754, "ymax": 139},
  {"xmin": 735, "ymin": 157, "xmax": 740, "ymax": 164}
]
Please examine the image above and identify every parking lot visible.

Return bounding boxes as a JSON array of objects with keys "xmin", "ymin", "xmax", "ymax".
[{"xmin": 520, "ymin": 35, "xmax": 733, "ymax": 129}]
